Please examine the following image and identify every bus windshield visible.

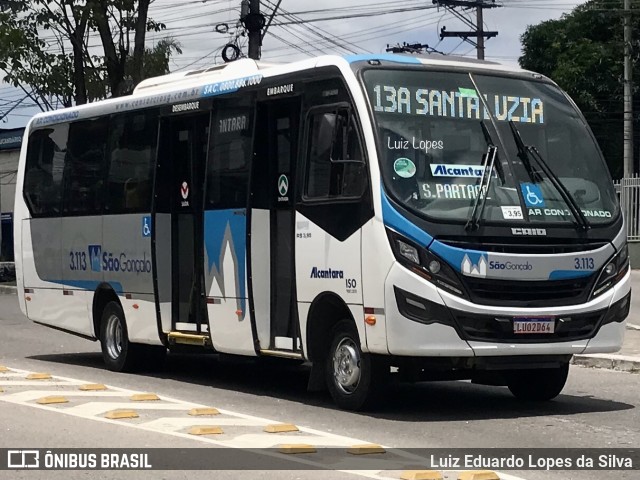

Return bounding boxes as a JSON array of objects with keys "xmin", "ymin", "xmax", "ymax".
[{"xmin": 362, "ymin": 69, "xmax": 619, "ymax": 226}]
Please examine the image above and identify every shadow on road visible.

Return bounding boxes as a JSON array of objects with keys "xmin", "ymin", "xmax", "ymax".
[{"xmin": 27, "ymin": 350, "xmax": 635, "ymax": 422}]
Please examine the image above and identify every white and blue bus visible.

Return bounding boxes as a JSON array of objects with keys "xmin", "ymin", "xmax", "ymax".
[{"xmin": 14, "ymin": 54, "xmax": 631, "ymax": 409}]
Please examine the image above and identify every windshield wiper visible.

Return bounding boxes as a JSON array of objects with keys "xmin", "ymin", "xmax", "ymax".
[
  {"xmin": 527, "ymin": 145, "xmax": 590, "ymax": 230},
  {"xmin": 465, "ymin": 143, "xmax": 498, "ymax": 231},
  {"xmin": 508, "ymin": 121, "xmax": 543, "ymax": 183},
  {"xmin": 464, "ymin": 74, "xmax": 512, "ymax": 231},
  {"xmin": 507, "ymin": 120, "xmax": 589, "ymax": 231}
]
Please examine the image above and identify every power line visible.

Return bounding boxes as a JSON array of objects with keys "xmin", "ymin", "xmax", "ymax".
[{"xmin": 434, "ymin": 0, "xmax": 501, "ymax": 60}]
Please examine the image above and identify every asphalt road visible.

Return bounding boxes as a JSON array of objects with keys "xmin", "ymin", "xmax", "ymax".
[{"xmin": 0, "ymin": 293, "xmax": 638, "ymax": 480}]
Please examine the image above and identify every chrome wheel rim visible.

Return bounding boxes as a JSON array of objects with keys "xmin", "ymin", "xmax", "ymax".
[
  {"xmin": 332, "ymin": 337, "xmax": 361, "ymax": 394},
  {"xmin": 105, "ymin": 314, "xmax": 123, "ymax": 359}
]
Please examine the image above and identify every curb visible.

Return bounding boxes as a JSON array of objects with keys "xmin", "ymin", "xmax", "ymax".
[
  {"xmin": 0, "ymin": 285, "xmax": 17, "ymax": 294},
  {"xmin": 572, "ymin": 353, "xmax": 640, "ymax": 373}
]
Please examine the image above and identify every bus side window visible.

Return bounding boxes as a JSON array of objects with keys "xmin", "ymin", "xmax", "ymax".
[
  {"xmin": 206, "ymin": 97, "xmax": 253, "ymax": 209},
  {"xmin": 105, "ymin": 111, "xmax": 158, "ymax": 213},
  {"xmin": 305, "ymin": 109, "xmax": 366, "ymax": 199},
  {"xmin": 62, "ymin": 118, "xmax": 108, "ymax": 215},
  {"xmin": 24, "ymin": 124, "xmax": 69, "ymax": 217}
]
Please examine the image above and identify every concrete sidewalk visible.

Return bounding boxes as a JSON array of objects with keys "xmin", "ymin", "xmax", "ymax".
[{"xmin": 1, "ymin": 272, "xmax": 639, "ymax": 373}]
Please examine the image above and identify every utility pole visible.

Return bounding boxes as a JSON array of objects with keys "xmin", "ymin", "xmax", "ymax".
[
  {"xmin": 241, "ymin": 0, "xmax": 266, "ymax": 60},
  {"xmin": 624, "ymin": 0, "xmax": 633, "ymax": 177},
  {"xmin": 476, "ymin": 2, "xmax": 485, "ymax": 60},
  {"xmin": 433, "ymin": 0, "xmax": 500, "ymax": 60}
]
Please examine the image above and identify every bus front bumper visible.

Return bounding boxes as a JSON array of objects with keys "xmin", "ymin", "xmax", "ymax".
[{"xmin": 383, "ymin": 262, "xmax": 631, "ymax": 358}]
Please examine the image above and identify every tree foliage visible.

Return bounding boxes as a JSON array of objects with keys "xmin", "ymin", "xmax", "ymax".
[
  {"xmin": 520, "ymin": 0, "xmax": 640, "ymax": 178},
  {"xmin": 0, "ymin": 1, "xmax": 182, "ymax": 108}
]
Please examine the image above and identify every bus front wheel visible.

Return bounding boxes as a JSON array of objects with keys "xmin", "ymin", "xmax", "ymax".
[
  {"xmin": 325, "ymin": 320, "xmax": 376, "ymax": 411},
  {"xmin": 100, "ymin": 301, "xmax": 142, "ymax": 372},
  {"xmin": 507, "ymin": 363, "xmax": 570, "ymax": 401}
]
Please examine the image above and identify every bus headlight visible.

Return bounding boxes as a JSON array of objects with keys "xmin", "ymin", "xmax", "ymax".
[
  {"xmin": 387, "ymin": 230, "xmax": 467, "ymax": 299},
  {"xmin": 591, "ymin": 244, "xmax": 629, "ymax": 298},
  {"xmin": 397, "ymin": 240, "xmax": 420, "ymax": 264},
  {"xmin": 428, "ymin": 260, "xmax": 441, "ymax": 275}
]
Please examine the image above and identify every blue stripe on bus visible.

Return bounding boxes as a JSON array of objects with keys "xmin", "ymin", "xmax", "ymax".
[
  {"xmin": 345, "ymin": 54, "xmax": 422, "ymax": 64},
  {"xmin": 429, "ymin": 239, "xmax": 486, "ymax": 272},
  {"xmin": 548, "ymin": 270, "xmax": 593, "ymax": 280},
  {"xmin": 431, "ymin": 241, "xmax": 597, "ymax": 280},
  {"xmin": 381, "ymin": 188, "xmax": 432, "ymax": 247}
]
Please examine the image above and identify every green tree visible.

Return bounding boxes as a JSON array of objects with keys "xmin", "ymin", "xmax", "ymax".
[
  {"xmin": 519, "ymin": 0, "xmax": 637, "ymax": 178},
  {"xmin": 0, "ymin": 1, "xmax": 181, "ymax": 108}
]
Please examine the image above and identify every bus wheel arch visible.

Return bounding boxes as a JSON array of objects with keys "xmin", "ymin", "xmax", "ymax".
[
  {"xmin": 306, "ymin": 293, "xmax": 379, "ymax": 410},
  {"xmin": 92, "ymin": 284, "xmax": 164, "ymax": 372},
  {"xmin": 92, "ymin": 283, "xmax": 121, "ymax": 340},
  {"xmin": 306, "ymin": 292, "xmax": 355, "ymax": 364}
]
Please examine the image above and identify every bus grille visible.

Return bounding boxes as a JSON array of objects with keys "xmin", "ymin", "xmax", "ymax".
[
  {"xmin": 461, "ymin": 275, "xmax": 597, "ymax": 308},
  {"xmin": 451, "ymin": 309, "xmax": 604, "ymax": 343}
]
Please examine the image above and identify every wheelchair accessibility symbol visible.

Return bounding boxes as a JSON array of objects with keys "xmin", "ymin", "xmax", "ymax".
[
  {"xmin": 142, "ymin": 216, "xmax": 152, "ymax": 237},
  {"xmin": 521, "ymin": 183, "xmax": 545, "ymax": 208}
]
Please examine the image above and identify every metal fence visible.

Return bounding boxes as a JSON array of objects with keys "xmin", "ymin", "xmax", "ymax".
[{"xmin": 614, "ymin": 174, "xmax": 640, "ymax": 242}]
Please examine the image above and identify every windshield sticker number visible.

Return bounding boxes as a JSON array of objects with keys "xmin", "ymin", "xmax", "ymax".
[
  {"xmin": 393, "ymin": 158, "xmax": 417, "ymax": 178},
  {"xmin": 501, "ymin": 206, "xmax": 524, "ymax": 220},
  {"xmin": 574, "ymin": 257, "xmax": 595, "ymax": 270}
]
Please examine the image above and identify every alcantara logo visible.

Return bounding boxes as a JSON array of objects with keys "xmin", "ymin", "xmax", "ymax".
[
  {"xmin": 430, "ymin": 164, "xmax": 490, "ymax": 178},
  {"xmin": 310, "ymin": 267, "xmax": 344, "ymax": 279}
]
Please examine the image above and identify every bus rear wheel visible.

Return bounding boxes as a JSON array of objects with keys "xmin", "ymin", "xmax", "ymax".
[
  {"xmin": 100, "ymin": 301, "xmax": 142, "ymax": 372},
  {"xmin": 507, "ymin": 363, "xmax": 569, "ymax": 401},
  {"xmin": 325, "ymin": 320, "xmax": 377, "ymax": 411}
]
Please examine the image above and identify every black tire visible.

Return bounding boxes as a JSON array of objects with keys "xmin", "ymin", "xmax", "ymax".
[
  {"xmin": 99, "ymin": 301, "xmax": 143, "ymax": 372},
  {"xmin": 325, "ymin": 320, "xmax": 380, "ymax": 411},
  {"xmin": 507, "ymin": 363, "xmax": 569, "ymax": 401}
]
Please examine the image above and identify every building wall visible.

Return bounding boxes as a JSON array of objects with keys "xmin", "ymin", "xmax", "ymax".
[
  {"xmin": 630, "ymin": 243, "xmax": 640, "ymax": 270},
  {"xmin": 0, "ymin": 149, "xmax": 18, "ymax": 214},
  {"xmin": 0, "ymin": 127, "xmax": 24, "ymax": 261}
]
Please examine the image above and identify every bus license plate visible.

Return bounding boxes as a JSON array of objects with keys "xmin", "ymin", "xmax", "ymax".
[{"xmin": 513, "ymin": 317, "xmax": 555, "ymax": 334}]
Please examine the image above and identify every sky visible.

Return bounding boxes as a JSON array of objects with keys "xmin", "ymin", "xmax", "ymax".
[{"xmin": 0, "ymin": 0, "xmax": 586, "ymax": 129}]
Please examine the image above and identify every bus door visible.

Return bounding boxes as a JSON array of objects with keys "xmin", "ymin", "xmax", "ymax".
[
  {"xmin": 155, "ymin": 113, "xmax": 210, "ymax": 333},
  {"xmin": 250, "ymin": 98, "xmax": 301, "ymax": 353}
]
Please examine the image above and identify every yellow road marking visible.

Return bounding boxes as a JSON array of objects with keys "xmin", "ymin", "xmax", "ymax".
[
  {"xmin": 458, "ymin": 471, "xmax": 500, "ymax": 480},
  {"xmin": 131, "ymin": 393, "xmax": 160, "ymax": 401},
  {"xmin": 277, "ymin": 444, "xmax": 317, "ymax": 454},
  {"xmin": 104, "ymin": 409, "xmax": 139, "ymax": 420},
  {"xmin": 188, "ymin": 426, "xmax": 224, "ymax": 435},
  {"xmin": 79, "ymin": 384, "xmax": 107, "ymax": 391},
  {"xmin": 188, "ymin": 407, "xmax": 220, "ymax": 416},
  {"xmin": 36, "ymin": 396, "xmax": 68, "ymax": 405},
  {"xmin": 264, "ymin": 423, "xmax": 299, "ymax": 433},
  {"xmin": 401, "ymin": 471, "xmax": 444, "ymax": 480},
  {"xmin": 347, "ymin": 444, "xmax": 386, "ymax": 455}
]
